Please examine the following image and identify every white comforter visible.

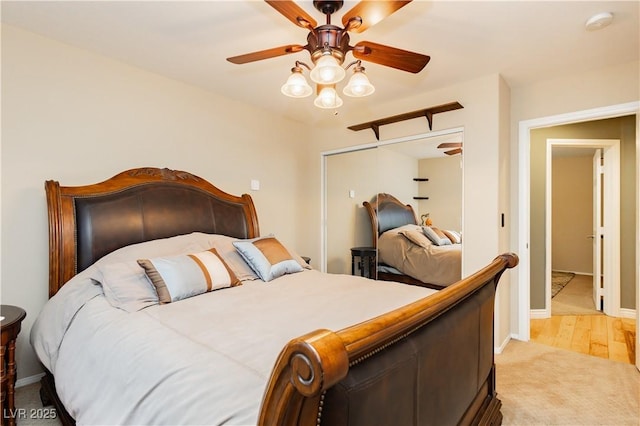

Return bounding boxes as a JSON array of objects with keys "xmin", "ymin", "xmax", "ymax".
[{"xmin": 31, "ymin": 235, "xmax": 435, "ymax": 425}]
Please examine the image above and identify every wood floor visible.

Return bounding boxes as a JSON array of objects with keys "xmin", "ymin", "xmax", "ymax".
[{"xmin": 531, "ymin": 314, "xmax": 636, "ymax": 364}]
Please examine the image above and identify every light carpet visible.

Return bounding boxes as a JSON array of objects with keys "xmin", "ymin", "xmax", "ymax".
[
  {"xmin": 14, "ymin": 382, "xmax": 61, "ymax": 425},
  {"xmin": 496, "ymin": 339, "xmax": 639, "ymax": 425},
  {"xmin": 552, "ymin": 274, "xmax": 602, "ymax": 316}
]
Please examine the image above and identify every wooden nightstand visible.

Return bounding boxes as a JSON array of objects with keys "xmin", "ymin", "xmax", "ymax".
[
  {"xmin": 350, "ymin": 247, "xmax": 376, "ymax": 279},
  {"xmin": 1, "ymin": 305, "xmax": 26, "ymax": 426}
]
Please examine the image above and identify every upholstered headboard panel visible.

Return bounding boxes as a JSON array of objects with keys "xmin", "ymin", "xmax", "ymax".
[
  {"xmin": 363, "ymin": 193, "xmax": 418, "ymax": 246},
  {"xmin": 46, "ymin": 167, "xmax": 259, "ymax": 297},
  {"xmin": 74, "ymin": 184, "xmax": 253, "ymax": 272},
  {"xmin": 376, "ymin": 199, "xmax": 418, "ymax": 234}
]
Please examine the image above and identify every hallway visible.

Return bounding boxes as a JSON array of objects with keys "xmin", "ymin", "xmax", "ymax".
[
  {"xmin": 532, "ymin": 274, "xmax": 635, "ymax": 364},
  {"xmin": 531, "ymin": 314, "xmax": 636, "ymax": 364}
]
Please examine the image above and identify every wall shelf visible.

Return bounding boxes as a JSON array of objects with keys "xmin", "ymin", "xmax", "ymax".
[
  {"xmin": 413, "ymin": 197, "xmax": 429, "ymax": 200},
  {"xmin": 347, "ymin": 102, "xmax": 464, "ymax": 140},
  {"xmin": 413, "ymin": 178, "xmax": 429, "ymax": 182}
]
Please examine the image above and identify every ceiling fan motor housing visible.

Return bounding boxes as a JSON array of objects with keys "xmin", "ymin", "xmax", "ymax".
[
  {"xmin": 308, "ymin": 25, "xmax": 350, "ymax": 65},
  {"xmin": 313, "ymin": 0, "xmax": 344, "ymax": 15}
]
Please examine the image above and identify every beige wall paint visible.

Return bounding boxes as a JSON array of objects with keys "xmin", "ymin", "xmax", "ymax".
[
  {"xmin": 417, "ymin": 156, "xmax": 462, "ymax": 231},
  {"xmin": 1, "ymin": 26, "xmax": 311, "ymax": 380},
  {"xmin": 325, "ymin": 148, "xmax": 380, "ymax": 274},
  {"xmin": 552, "ymin": 155, "xmax": 593, "ymax": 274}
]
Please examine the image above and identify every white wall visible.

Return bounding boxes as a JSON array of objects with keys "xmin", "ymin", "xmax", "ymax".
[{"xmin": 1, "ymin": 25, "xmax": 311, "ymax": 380}]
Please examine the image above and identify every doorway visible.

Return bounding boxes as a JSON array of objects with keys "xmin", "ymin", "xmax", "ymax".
[
  {"xmin": 545, "ymin": 139, "xmax": 620, "ymax": 317},
  {"xmin": 516, "ymin": 101, "xmax": 640, "ymax": 370},
  {"xmin": 530, "ymin": 140, "xmax": 636, "ymax": 364}
]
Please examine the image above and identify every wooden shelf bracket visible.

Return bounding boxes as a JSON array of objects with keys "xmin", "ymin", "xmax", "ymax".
[{"xmin": 347, "ymin": 102, "xmax": 463, "ymax": 140}]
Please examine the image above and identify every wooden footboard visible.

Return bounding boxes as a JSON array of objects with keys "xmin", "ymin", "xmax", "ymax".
[{"xmin": 259, "ymin": 252, "xmax": 518, "ymax": 426}]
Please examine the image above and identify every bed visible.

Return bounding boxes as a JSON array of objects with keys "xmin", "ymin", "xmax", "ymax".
[
  {"xmin": 363, "ymin": 193, "xmax": 463, "ymax": 290},
  {"xmin": 32, "ymin": 167, "xmax": 517, "ymax": 425}
]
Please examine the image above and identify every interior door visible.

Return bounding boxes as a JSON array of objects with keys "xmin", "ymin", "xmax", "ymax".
[{"xmin": 592, "ymin": 149, "xmax": 602, "ymax": 311}]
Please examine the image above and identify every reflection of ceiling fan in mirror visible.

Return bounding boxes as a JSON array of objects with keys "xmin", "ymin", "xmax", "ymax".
[
  {"xmin": 226, "ymin": 1, "xmax": 430, "ymax": 107},
  {"xmin": 437, "ymin": 142, "xmax": 463, "ymax": 156}
]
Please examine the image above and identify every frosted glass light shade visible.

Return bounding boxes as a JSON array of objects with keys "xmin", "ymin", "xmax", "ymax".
[
  {"xmin": 281, "ymin": 70, "xmax": 312, "ymax": 98},
  {"xmin": 309, "ymin": 54, "xmax": 346, "ymax": 85},
  {"xmin": 343, "ymin": 70, "xmax": 375, "ymax": 97},
  {"xmin": 313, "ymin": 86, "xmax": 343, "ymax": 109}
]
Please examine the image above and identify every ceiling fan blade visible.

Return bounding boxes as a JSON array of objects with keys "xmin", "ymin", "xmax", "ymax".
[
  {"xmin": 264, "ymin": 1, "xmax": 317, "ymax": 30},
  {"xmin": 226, "ymin": 45, "xmax": 306, "ymax": 64},
  {"xmin": 444, "ymin": 148, "xmax": 463, "ymax": 156},
  {"xmin": 353, "ymin": 41, "xmax": 429, "ymax": 73},
  {"xmin": 342, "ymin": 1, "xmax": 412, "ymax": 33},
  {"xmin": 437, "ymin": 142, "xmax": 462, "ymax": 149}
]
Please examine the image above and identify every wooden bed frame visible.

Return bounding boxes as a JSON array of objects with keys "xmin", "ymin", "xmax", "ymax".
[
  {"xmin": 42, "ymin": 167, "xmax": 517, "ymax": 426},
  {"xmin": 363, "ymin": 193, "xmax": 455, "ymax": 290}
]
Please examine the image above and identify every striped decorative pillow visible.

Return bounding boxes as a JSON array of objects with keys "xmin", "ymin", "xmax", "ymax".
[
  {"xmin": 138, "ymin": 248, "xmax": 240, "ymax": 303},
  {"xmin": 442, "ymin": 229, "xmax": 462, "ymax": 244},
  {"xmin": 422, "ymin": 226, "xmax": 452, "ymax": 246}
]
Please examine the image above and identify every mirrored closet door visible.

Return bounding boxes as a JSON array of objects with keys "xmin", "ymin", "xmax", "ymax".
[{"xmin": 323, "ymin": 130, "xmax": 464, "ymax": 279}]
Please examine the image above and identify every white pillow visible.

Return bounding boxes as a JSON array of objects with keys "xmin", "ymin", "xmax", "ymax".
[{"xmin": 97, "ymin": 261, "xmax": 159, "ymax": 312}]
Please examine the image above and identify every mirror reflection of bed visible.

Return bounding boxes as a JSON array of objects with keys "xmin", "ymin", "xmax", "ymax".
[
  {"xmin": 364, "ymin": 193, "xmax": 462, "ymax": 289},
  {"xmin": 324, "ymin": 131, "xmax": 463, "ymax": 286}
]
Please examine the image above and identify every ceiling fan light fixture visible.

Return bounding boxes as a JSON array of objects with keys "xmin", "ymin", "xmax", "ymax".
[
  {"xmin": 343, "ymin": 65, "xmax": 375, "ymax": 97},
  {"xmin": 310, "ymin": 52, "xmax": 346, "ymax": 85},
  {"xmin": 281, "ymin": 66, "xmax": 312, "ymax": 98},
  {"xmin": 314, "ymin": 85, "xmax": 343, "ymax": 109}
]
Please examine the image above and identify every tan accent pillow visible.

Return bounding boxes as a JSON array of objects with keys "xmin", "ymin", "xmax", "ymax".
[
  {"xmin": 253, "ymin": 237, "xmax": 292, "ymax": 264},
  {"xmin": 400, "ymin": 228, "xmax": 432, "ymax": 249},
  {"xmin": 233, "ymin": 236, "xmax": 304, "ymax": 282}
]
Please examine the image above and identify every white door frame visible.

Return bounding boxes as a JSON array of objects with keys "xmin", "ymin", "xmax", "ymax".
[
  {"xmin": 545, "ymin": 139, "xmax": 620, "ymax": 317},
  {"xmin": 516, "ymin": 101, "xmax": 639, "ymax": 346}
]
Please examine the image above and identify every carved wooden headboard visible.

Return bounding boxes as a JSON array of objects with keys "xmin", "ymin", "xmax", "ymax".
[{"xmin": 45, "ymin": 167, "xmax": 260, "ymax": 297}]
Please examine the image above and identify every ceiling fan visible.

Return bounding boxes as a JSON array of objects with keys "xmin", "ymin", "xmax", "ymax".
[
  {"xmin": 226, "ymin": 0, "xmax": 430, "ymax": 108},
  {"xmin": 437, "ymin": 142, "xmax": 462, "ymax": 156}
]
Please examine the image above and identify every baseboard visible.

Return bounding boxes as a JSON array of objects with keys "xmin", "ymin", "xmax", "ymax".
[
  {"xmin": 619, "ymin": 308, "xmax": 637, "ymax": 319},
  {"xmin": 530, "ymin": 308, "xmax": 550, "ymax": 319},
  {"xmin": 16, "ymin": 372, "xmax": 45, "ymax": 388},
  {"xmin": 494, "ymin": 334, "xmax": 511, "ymax": 354},
  {"xmin": 552, "ymin": 269, "xmax": 592, "ymax": 277}
]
